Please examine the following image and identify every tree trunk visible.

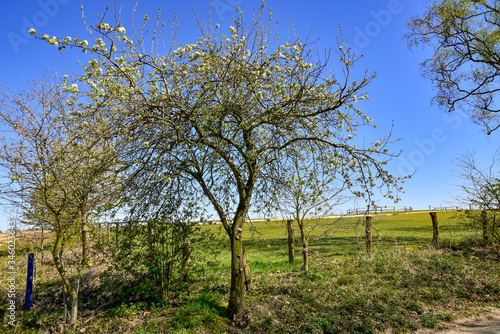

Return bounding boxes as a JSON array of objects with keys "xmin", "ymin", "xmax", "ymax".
[
  {"xmin": 492, "ymin": 214, "xmax": 498, "ymax": 242},
  {"xmin": 242, "ymin": 245, "xmax": 252, "ymax": 290},
  {"xmin": 41, "ymin": 225, "xmax": 44, "ymax": 262},
  {"xmin": 68, "ymin": 291, "xmax": 78, "ymax": 330},
  {"xmin": 52, "ymin": 229, "xmax": 79, "ymax": 331},
  {"xmin": 107, "ymin": 223, "xmax": 111, "ymax": 244},
  {"xmin": 365, "ymin": 216, "xmax": 372, "ymax": 253},
  {"xmin": 298, "ymin": 220, "xmax": 308, "ymax": 271},
  {"xmin": 181, "ymin": 226, "xmax": 191, "ymax": 281},
  {"xmin": 481, "ymin": 209, "xmax": 489, "ymax": 242},
  {"xmin": 62, "ymin": 284, "xmax": 67, "ymax": 325},
  {"xmin": 228, "ymin": 223, "xmax": 246, "ymax": 322},
  {"xmin": 430, "ymin": 211, "xmax": 439, "ymax": 247},
  {"xmin": 287, "ymin": 219, "xmax": 295, "ymax": 264},
  {"xmin": 81, "ymin": 212, "xmax": 90, "ymax": 266}
]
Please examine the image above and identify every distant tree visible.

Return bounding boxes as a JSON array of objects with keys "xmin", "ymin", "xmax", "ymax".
[
  {"xmin": 268, "ymin": 148, "xmax": 346, "ymax": 270},
  {"xmin": 406, "ymin": 0, "xmax": 500, "ymax": 134},
  {"xmin": 32, "ymin": 4, "xmax": 404, "ymax": 320},
  {"xmin": 453, "ymin": 150, "xmax": 500, "ymax": 243}
]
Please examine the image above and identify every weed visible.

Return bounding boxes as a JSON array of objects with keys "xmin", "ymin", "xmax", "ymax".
[
  {"xmin": 421, "ymin": 313, "xmax": 439, "ymax": 328},
  {"xmin": 406, "ymin": 302, "xmax": 424, "ymax": 314}
]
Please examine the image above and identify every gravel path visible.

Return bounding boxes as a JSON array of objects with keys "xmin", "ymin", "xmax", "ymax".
[{"xmin": 414, "ymin": 309, "xmax": 500, "ymax": 334}]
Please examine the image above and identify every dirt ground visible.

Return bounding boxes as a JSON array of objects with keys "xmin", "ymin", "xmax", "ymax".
[{"xmin": 414, "ymin": 308, "xmax": 500, "ymax": 334}]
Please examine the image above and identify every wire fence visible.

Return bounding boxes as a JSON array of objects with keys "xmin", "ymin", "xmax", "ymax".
[
  {"xmin": 345, "ymin": 205, "xmax": 475, "ymax": 215},
  {"xmin": 346, "ymin": 206, "xmax": 414, "ymax": 215}
]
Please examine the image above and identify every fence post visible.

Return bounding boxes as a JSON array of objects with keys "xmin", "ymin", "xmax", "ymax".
[
  {"xmin": 128, "ymin": 221, "xmax": 133, "ymax": 245},
  {"xmin": 115, "ymin": 222, "xmax": 120, "ymax": 248},
  {"xmin": 365, "ymin": 216, "xmax": 372, "ymax": 253},
  {"xmin": 107, "ymin": 223, "xmax": 111, "ymax": 244},
  {"xmin": 287, "ymin": 219, "xmax": 295, "ymax": 264},
  {"xmin": 429, "ymin": 212, "xmax": 439, "ymax": 247},
  {"xmin": 181, "ymin": 225, "xmax": 191, "ymax": 281},
  {"xmin": 481, "ymin": 210, "xmax": 489, "ymax": 242},
  {"xmin": 24, "ymin": 253, "xmax": 34, "ymax": 311}
]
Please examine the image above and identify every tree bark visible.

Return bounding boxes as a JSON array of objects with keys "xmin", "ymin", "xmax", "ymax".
[
  {"xmin": 68, "ymin": 291, "xmax": 78, "ymax": 329},
  {"xmin": 52, "ymin": 229, "xmax": 79, "ymax": 331},
  {"xmin": 41, "ymin": 225, "xmax": 44, "ymax": 262},
  {"xmin": 81, "ymin": 211, "xmax": 90, "ymax": 266},
  {"xmin": 62, "ymin": 284, "xmax": 67, "ymax": 325},
  {"xmin": 430, "ymin": 211, "xmax": 439, "ymax": 247},
  {"xmin": 286, "ymin": 219, "xmax": 295, "ymax": 264},
  {"xmin": 227, "ymin": 215, "xmax": 247, "ymax": 322},
  {"xmin": 242, "ymin": 245, "xmax": 252, "ymax": 290},
  {"xmin": 228, "ymin": 236, "xmax": 245, "ymax": 321},
  {"xmin": 365, "ymin": 216, "xmax": 372, "ymax": 253}
]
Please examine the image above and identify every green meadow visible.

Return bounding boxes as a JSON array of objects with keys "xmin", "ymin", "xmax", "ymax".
[
  {"xmin": 2, "ymin": 210, "xmax": 499, "ymax": 334},
  {"xmin": 206, "ymin": 211, "xmax": 474, "ymax": 269}
]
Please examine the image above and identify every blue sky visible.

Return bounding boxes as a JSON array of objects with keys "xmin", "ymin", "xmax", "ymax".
[{"xmin": 1, "ymin": 0, "xmax": 499, "ymax": 231}]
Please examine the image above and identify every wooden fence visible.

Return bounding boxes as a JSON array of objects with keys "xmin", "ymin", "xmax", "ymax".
[{"xmin": 346, "ymin": 206, "xmax": 414, "ymax": 215}]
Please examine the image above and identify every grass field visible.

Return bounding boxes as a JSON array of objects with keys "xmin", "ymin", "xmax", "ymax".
[
  {"xmin": 207, "ymin": 211, "xmax": 474, "ymax": 270},
  {"xmin": 1, "ymin": 210, "xmax": 499, "ymax": 333}
]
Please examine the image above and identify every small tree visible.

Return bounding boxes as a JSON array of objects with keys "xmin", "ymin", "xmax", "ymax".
[
  {"xmin": 453, "ymin": 150, "xmax": 500, "ymax": 243},
  {"xmin": 406, "ymin": 0, "xmax": 500, "ymax": 134},
  {"xmin": 32, "ymin": 4, "xmax": 404, "ymax": 320},
  {"xmin": 270, "ymin": 149, "xmax": 350, "ymax": 271},
  {"xmin": 0, "ymin": 76, "xmax": 121, "ymax": 329}
]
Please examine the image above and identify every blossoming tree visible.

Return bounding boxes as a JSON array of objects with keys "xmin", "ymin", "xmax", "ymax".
[
  {"xmin": 31, "ymin": 4, "xmax": 404, "ymax": 320},
  {"xmin": 0, "ymin": 75, "xmax": 122, "ymax": 329}
]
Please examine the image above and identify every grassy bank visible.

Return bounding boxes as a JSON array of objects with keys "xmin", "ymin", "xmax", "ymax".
[{"xmin": 1, "ymin": 211, "xmax": 499, "ymax": 333}]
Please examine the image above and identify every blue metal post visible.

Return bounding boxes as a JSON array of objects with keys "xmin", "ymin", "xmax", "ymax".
[{"xmin": 24, "ymin": 253, "xmax": 34, "ymax": 311}]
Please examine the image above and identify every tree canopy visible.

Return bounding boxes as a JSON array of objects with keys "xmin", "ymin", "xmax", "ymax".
[
  {"xmin": 406, "ymin": 0, "xmax": 500, "ymax": 135},
  {"xmin": 29, "ymin": 4, "xmax": 404, "ymax": 320}
]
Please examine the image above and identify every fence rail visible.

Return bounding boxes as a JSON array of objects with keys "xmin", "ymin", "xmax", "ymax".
[
  {"xmin": 346, "ymin": 206, "xmax": 414, "ymax": 215},
  {"xmin": 345, "ymin": 205, "xmax": 478, "ymax": 215},
  {"xmin": 428, "ymin": 205, "xmax": 471, "ymax": 211}
]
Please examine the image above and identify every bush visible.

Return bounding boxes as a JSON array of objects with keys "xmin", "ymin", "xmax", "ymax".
[{"xmin": 99, "ymin": 219, "xmax": 222, "ymax": 305}]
